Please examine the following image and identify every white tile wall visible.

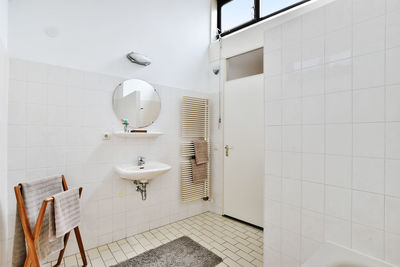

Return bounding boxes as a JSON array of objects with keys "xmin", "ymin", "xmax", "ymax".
[
  {"xmin": 6, "ymin": 58, "xmax": 221, "ymax": 262},
  {"xmin": 264, "ymin": 0, "xmax": 400, "ymax": 266},
  {"xmin": 0, "ymin": 40, "xmax": 9, "ymax": 267}
]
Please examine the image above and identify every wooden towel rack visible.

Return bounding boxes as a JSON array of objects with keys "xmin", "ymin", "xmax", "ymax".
[{"xmin": 14, "ymin": 175, "xmax": 87, "ymax": 267}]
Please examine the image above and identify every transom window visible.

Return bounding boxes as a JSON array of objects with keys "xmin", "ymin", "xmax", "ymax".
[{"xmin": 217, "ymin": 0, "xmax": 310, "ymax": 37}]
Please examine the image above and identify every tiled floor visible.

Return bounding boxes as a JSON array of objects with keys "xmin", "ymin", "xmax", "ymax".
[{"xmin": 44, "ymin": 212, "xmax": 263, "ymax": 267}]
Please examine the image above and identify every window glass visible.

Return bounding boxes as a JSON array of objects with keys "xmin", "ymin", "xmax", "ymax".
[
  {"xmin": 218, "ymin": 0, "xmax": 310, "ymax": 36},
  {"xmin": 221, "ymin": 0, "xmax": 254, "ymax": 32},
  {"xmin": 261, "ymin": 0, "xmax": 303, "ymax": 17}
]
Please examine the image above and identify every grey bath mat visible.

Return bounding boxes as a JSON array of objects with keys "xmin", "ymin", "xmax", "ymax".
[{"xmin": 112, "ymin": 236, "xmax": 223, "ymax": 267}]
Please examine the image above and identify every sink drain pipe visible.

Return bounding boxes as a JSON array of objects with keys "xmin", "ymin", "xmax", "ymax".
[{"xmin": 134, "ymin": 181, "xmax": 148, "ymax": 200}]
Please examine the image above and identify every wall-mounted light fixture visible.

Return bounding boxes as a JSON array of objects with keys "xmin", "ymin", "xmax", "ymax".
[{"xmin": 126, "ymin": 52, "xmax": 151, "ymax": 66}]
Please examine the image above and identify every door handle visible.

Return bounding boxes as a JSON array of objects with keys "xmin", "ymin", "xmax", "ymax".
[{"xmin": 225, "ymin": 145, "xmax": 233, "ymax": 157}]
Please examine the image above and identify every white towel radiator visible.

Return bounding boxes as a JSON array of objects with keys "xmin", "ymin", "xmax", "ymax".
[{"xmin": 180, "ymin": 96, "xmax": 210, "ymax": 202}]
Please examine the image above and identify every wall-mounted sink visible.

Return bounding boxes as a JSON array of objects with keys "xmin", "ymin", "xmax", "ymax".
[
  {"xmin": 115, "ymin": 161, "xmax": 171, "ymax": 200},
  {"xmin": 114, "ymin": 161, "xmax": 171, "ymax": 183}
]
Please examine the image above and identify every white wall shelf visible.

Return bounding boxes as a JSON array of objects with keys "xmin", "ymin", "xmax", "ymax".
[{"xmin": 113, "ymin": 131, "xmax": 163, "ymax": 138}]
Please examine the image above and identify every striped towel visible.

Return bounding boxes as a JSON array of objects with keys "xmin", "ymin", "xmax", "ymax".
[
  {"xmin": 50, "ymin": 187, "xmax": 80, "ymax": 239},
  {"xmin": 12, "ymin": 176, "xmax": 64, "ymax": 267}
]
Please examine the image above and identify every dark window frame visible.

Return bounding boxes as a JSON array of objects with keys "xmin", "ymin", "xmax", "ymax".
[{"xmin": 217, "ymin": 0, "xmax": 311, "ymax": 38}]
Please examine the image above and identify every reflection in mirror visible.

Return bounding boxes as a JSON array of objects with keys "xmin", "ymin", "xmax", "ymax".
[{"xmin": 112, "ymin": 79, "xmax": 161, "ymax": 128}]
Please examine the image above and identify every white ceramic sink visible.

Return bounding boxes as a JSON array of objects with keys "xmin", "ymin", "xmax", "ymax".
[{"xmin": 114, "ymin": 161, "xmax": 171, "ymax": 183}]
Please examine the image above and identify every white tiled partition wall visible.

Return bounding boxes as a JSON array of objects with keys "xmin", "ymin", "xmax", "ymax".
[
  {"xmin": 264, "ymin": 0, "xmax": 400, "ymax": 266},
  {"xmin": 6, "ymin": 58, "xmax": 220, "ymax": 263},
  {"xmin": 0, "ymin": 40, "xmax": 9, "ymax": 266}
]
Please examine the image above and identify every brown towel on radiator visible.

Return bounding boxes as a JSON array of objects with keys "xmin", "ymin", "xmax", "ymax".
[
  {"xmin": 194, "ymin": 140, "xmax": 208, "ymax": 165},
  {"xmin": 191, "ymin": 159, "xmax": 208, "ymax": 183}
]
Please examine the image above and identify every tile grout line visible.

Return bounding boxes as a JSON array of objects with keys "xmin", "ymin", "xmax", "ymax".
[
  {"xmin": 383, "ymin": 0, "xmax": 388, "ymax": 261},
  {"xmin": 349, "ymin": 0, "xmax": 355, "ymax": 249}
]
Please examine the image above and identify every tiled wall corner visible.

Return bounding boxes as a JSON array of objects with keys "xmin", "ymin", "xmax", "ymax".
[
  {"xmin": 264, "ymin": 0, "xmax": 400, "ymax": 266},
  {"xmin": 208, "ymin": 62, "xmax": 224, "ymax": 215}
]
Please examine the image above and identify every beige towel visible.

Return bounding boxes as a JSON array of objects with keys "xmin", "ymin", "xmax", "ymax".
[
  {"xmin": 12, "ymin": 176, "xmax": 64, "ymax": 267},
  {"xmin": 194, "ymin": 140, "xmax": 208, "ymax": 165},
  {"xmin": 50, "ymin": 187, "xmax": 80, "ymax": 239},
  {"xmin": 191, "ymin": 159, "xmax": 208, "ymax": 183}
]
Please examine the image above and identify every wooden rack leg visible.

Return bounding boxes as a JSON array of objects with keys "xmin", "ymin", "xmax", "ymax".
[
  {"xmin": 26, "ymin": 248, "xmax": 40, "ymax": 267},
  {"xmin": 74, "ymin": 227, "xmax": 87, "ymax": 267},
  {"xmin": 23, "ymin": 251, "xmax": 31, "ymax": 267},
  {"xmin": 54, "ymin": 232, "xmax": 71, "ymax": 267}
]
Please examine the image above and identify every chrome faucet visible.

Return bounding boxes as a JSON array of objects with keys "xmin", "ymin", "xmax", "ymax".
[{"xmin": 138, "ymin": 156, "xmax": 145, "ymax": 169}]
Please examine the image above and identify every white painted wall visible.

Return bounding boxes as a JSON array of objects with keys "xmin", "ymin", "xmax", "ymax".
[
  {"xmin": 8, "ymin": 0, "xmax": 211, "ymax": 91},
  {"xmin": 264, "ymin": 0, "xmax": 400, "ymax": 266},
  {"xmin": 0, "ymin": 0, "xmax": 7, "ymax": 46}
]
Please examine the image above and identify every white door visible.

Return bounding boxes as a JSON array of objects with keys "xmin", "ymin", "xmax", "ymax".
[{"xmin": 223, "ymin": 74, "xmax": 264, "ymax": 227}]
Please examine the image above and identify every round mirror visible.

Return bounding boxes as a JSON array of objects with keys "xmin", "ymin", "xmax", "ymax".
[{"xmin": 112, "ymin": 79, "xmax": 161, "ymax": 128}]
